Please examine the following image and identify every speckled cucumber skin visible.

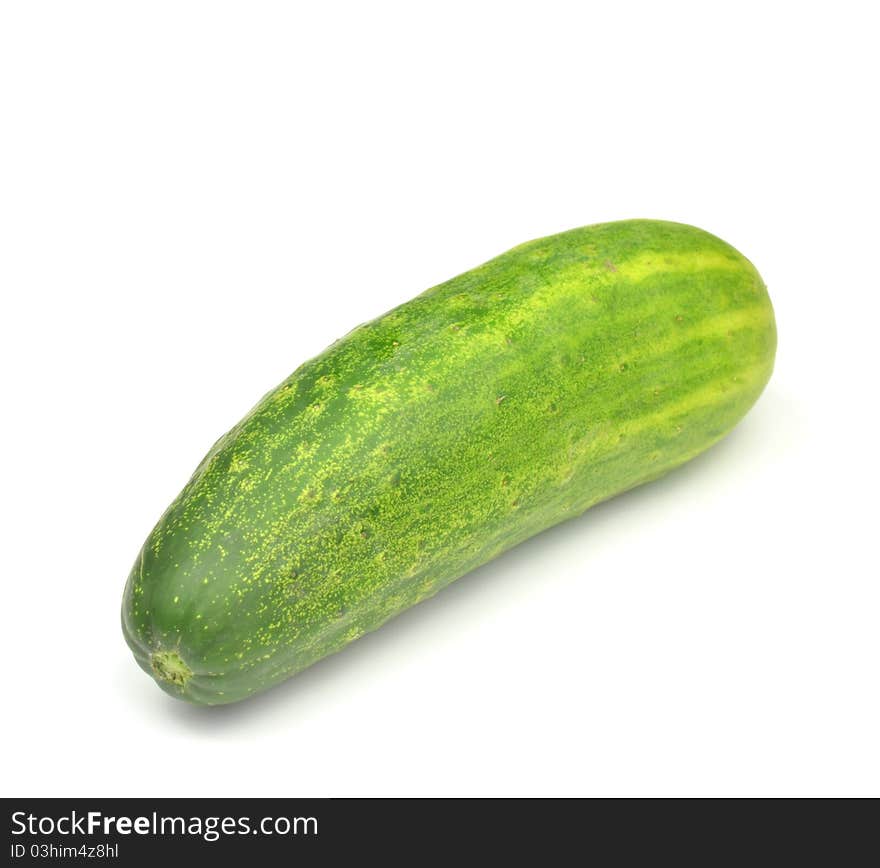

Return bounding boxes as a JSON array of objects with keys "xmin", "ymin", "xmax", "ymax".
[{"xmin": 122, "ymin": 219, "xmax": 776, "ymax": 704}]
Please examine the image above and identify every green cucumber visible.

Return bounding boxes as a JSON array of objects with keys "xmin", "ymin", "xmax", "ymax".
[{"xmin": 122, "ymin": 219, "xmax": 776, "ymax": 704}]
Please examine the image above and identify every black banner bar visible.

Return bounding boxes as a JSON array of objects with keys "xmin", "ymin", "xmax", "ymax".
[{"xmin": 4, "ymin": 797, "xmax": 876, "ymax": 864}]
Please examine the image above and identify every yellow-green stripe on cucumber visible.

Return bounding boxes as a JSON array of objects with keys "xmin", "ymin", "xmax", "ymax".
[{"xmin": 122, "ymin": 219, "xmax": 776, "ymax": 704}]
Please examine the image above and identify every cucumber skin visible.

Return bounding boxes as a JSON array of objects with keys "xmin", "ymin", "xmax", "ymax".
[{"xmin": 122, "ymin": 219, "xmax": 776, "ymax": 704}]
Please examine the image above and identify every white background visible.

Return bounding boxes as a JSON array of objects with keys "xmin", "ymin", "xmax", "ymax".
[{"xmin": 2, "ymin": 1, "xmax": 877, "ymax": 797}]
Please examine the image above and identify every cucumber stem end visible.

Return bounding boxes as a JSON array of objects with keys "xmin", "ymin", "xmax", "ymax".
[{"xmin": 150, "ymin": 650, "xmax": 192, "ymax": 688}]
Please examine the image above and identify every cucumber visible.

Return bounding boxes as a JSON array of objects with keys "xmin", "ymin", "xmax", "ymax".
[{"xmin": 122, "ymin": 219, "xmax": 776, "ymax": 704}]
